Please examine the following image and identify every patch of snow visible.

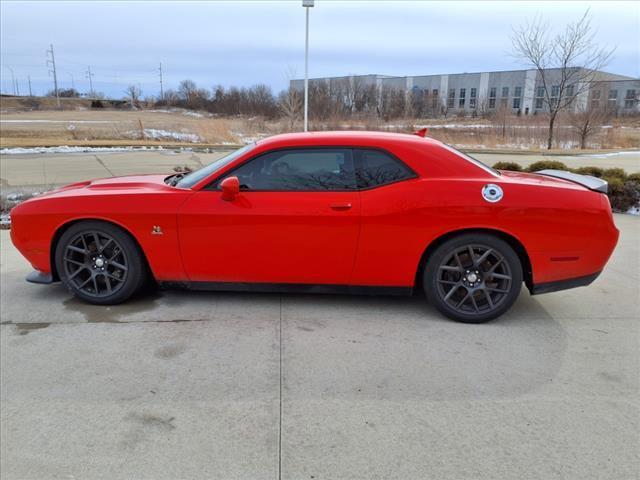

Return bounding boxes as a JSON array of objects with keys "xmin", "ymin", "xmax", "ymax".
[
  {"xmin": 0, "ymin": 119, "xmax": 114, "ymax": 123},
  {"xmin": 230, "ymin": 131, "xmax": 268, "ymax": 145},
  {"xmin": 126, "ymin": 129, "xmax": 202, "ymax": 143},
  {"xmin": 627, "ymin": 205, "xmax": 640, "ymax": 216},
  {"xmin": 146, "ymin": 108, "xmax": 211, "ymax": 118},
  {"xmin": 0, "ymin": 146, "xmax": 166, "ymax": 155},
  {"xmin": 6, "ymin": 193, "xmax": 26, "ymax": 201},
  {"xmin": 581, "ymin": 151, "xmax": 639, "ymax": 158},
  {"xmin": 0, "ymin": 213, "xmax": 10, "ymax": 229},
  {"xmin": 182, "ymin": 111, "xmax": 204, "ymax": 118}
]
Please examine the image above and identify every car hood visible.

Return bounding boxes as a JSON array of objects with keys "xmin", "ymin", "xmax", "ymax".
[
  {"xmin": 39, "ymin": 174, "xmax": 176, "ymax": 197},
  {"xmin": 84, "ymin": 173, "xmax": 172, "ymax": 190}
]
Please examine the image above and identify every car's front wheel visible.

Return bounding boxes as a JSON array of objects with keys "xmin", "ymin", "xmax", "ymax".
[
  {"xmin": 55, "ymin": 221, "xmax": 147, "ymax": 305},
  {"xmin": 423, "ymin": 233, "xmax": 523, "ymax": 323}
]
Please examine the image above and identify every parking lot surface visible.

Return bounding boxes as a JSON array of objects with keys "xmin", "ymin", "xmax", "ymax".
[{"xmin": 1, "ymin": 215, "xmax": 638, "ymax": 480}]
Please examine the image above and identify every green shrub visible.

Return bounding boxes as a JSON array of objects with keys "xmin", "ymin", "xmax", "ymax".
[
  {"xmin": 602, "ymin": 177, "xmax": 640, "ymax": 212},
  {"xmin": 573, "ymin": 166, "xmax": 605, "ymax": 178},
  {"xmin": 602, "ymin": 168, "xmax": 627, "ymax": 181},
  {"xmin": 526, "ymin": 160, "xmax": 568, "ymax": 172},
  {"xmin": 627, "ymin": 172, "xmax": 640, "ymax": 183},
  {"xmin": 492, "ymin": 161, "xmax": 523, "ymax": 171}
]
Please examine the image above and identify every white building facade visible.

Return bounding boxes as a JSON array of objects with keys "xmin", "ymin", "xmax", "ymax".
[{"xmin": 291, "ymin": 68, "xmax": 640, "ymax": 116}]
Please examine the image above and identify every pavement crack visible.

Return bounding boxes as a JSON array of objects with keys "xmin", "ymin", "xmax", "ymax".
[
  {"xmin": 94, "ymin": 155, "xmax": 115, "ymax": 177},
  {"xmin": 278, "ymin": 294, "xmax": 283, "ymax": 480}
]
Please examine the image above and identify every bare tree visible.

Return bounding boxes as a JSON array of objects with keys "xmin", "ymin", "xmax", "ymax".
[
  {"xmin": 308, "ymin": 81, "xmax": 335, "ymax": 121},
  {"xmin": 340, "ymin": 76, "xmax": 375, "ymax": 114},
  {"xmin": 511, "ymin": 10, "xmax": 614, "ymax": 149},
  {"xmin": 125, "ymin": 84, "xmax": 141, "ymax": 107},
  {"xmin": 569, "ymin": 101, "xmax": 608, "ymax": 149},
  {"xmin": 377, "ymin": 85, "xmax": 405, "ymax": 120},
  {"xmin": 492, "ymin": 103, "xmax": 512, "ymax": 140},
  {"xmin": 278, "ymin": 87, "xmax": 303, "ymax": 131},
  {"xmin": 178, "ymin": 80, "xmax": 197, "ymax": 103},
  {"xmin": 476, "ymin": 96, "xmax": 490, "ymax": 119}
]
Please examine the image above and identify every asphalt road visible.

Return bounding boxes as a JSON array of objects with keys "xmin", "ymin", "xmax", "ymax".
[
  {"xmin": 1, "ymin": 149, "xmax": 639, "ymax": 193},
  {"xmin": 1, "ymin": 214, "xmax": 638, "ymax": 480}
]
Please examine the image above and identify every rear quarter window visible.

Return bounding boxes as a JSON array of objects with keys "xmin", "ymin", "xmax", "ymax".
[{"xmin": 354, "ymin": 149, "xmax": 416, "ymax": 188}]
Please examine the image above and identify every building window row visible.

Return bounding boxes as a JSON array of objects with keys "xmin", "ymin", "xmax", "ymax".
[
  {"xmin": 625, "ymin": 89, "xmax": 637, "ymax": 109},
  {"xmin": 489, "ymin": 87, "xmax": 496, "ymax": 109},
  {"xmin": 513, "ymin": 86, "xmax": 522, "ymax": 109},
  {"xmin": 447, "ymin": 88, "xmax": 455, "ymax": 109},
  {"xmin": 438, "ymin": 83, "xmax": 636, "ymax": 111}
]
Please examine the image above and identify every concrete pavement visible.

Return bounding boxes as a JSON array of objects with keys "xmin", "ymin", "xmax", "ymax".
[{"xmin": 1, "ymin": 215, "xmax": 639, "ymax": 479}]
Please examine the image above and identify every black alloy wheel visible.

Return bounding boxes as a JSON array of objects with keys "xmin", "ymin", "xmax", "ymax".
[
  {"xmin": 55, "ymin": 221, "xmax": 146, "ymax": 305},
  {"xmin": 424, "ymin": 234, "xmax": 523, "ymax": 323}
]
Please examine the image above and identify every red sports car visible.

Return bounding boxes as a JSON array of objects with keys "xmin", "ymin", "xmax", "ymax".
[{"xmin": 10, "ymin": 131, "xmax": 619, "ymax": 322}]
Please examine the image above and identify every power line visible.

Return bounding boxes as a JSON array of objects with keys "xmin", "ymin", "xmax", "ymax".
[
  {"xmin": 159, "ymin": 62, "xmax": 164, "ymax": 100},
  {"xmin": 7, "ymin": 67, "xmax": 16, "ymax": 95},
  {"xmin": 46, "ymin": 43, "xmax": 61, "ymax": 108},
  {"xmin": 86, "ymin": 65, "xmax": 94, "ymax": 96}
]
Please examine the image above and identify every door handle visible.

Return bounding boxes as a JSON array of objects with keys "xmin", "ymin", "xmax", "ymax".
[{"xmin": 330, "ymin": 202, "xmax": 352, "ymax": 211}]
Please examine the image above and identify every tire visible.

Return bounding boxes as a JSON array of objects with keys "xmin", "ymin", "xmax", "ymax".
[
  {"xmin": 55, "ymin": 221, "xmax": 147, "ymax": 305},
  {"xmin": 423, "ymin": 233, "xmax": 523, "ymax": 323}
]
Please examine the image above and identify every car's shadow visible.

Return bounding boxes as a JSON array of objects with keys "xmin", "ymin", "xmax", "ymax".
[{"xmin": 3, "ymin": 276, "xmax": 566, "ymax": 402}]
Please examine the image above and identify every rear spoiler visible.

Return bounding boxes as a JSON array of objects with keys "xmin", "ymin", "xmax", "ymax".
[{"xmin": 535, "ymin": 169, "xmax": 608, "ymax": 194}]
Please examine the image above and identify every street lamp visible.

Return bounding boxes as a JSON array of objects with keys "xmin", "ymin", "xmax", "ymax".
[{"xmin": 303, "ymin": 0, "xmax": 314, "ymax": 132}]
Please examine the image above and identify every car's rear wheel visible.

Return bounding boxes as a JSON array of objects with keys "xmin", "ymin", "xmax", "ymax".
[
  {"xmin": 423, "ymin": 233, "xmax": 523, "ymax": 323},
  {"xmin": 55, "ymin": 221, "xmax": 146, "ymax": 305}
]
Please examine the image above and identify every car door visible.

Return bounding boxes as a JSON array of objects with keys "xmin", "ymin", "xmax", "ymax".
[
  {"xmin": 177, "ymin": 147, "xmax": 361, "ymax": 285},
  {"xmin": 349, "ymin": 148, "xmax": 422, "ymax": 287}
]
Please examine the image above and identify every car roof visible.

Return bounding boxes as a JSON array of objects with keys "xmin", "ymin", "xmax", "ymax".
[{"xmin": 255, "ymin": 130, "xmax": 443, "ymax": 149}]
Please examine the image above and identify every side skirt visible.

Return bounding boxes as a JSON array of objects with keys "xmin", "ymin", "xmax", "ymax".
[
  {"xmin": 529, "ymin": 271, "xmax": 601, "ymax": 295},
  {"xmin": 159, "ymin": 281, "xmax": 413, "ymax": 297}
]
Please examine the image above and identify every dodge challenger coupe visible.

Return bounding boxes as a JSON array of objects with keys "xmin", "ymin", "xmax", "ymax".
[{"xmin": 10, "ymin": 131, "xmax": 619, "ymax": 322}]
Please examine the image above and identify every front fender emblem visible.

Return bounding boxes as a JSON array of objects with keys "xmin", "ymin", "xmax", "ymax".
[
  {"xmin": 152, "ymin": 225, "xmax": 164, "ymax": 235},
  {"xmin": 482, "ymin": 184, "xmax": 503, "ymax": 203}
]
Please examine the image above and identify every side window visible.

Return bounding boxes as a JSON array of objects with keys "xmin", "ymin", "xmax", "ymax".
[
  {"xmin": 354, "ymin": 149, "xmax": 415, "ymax": 189},
  {"xmin": 217, "ymin": 148, "xmax": 356, "ymax": 191}
]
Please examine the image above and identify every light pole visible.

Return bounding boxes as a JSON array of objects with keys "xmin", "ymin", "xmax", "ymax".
[{"xmin": 303, "ymin": 0, "xmax": 314, "ymax": 132}]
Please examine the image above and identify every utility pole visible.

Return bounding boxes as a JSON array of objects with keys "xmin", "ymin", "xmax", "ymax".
[
  {"xmin": 86, "ymin": 65, "xmax": 94, "ymax": 97},
  {"xmin": 68, "ymin": 72, "xmax": 75, "ymax": 90},
  {"xmin": 158, "ymin": 62, "xmax": 164, "ymax": 100},
  {"xmin": 28, "ymin": 75, "xmax": 33, "ymax": 96},
  {"xmin": 7, "ymin": 67, "xmax": 16, "ymax": 95},
  {"xmin": 302, "ymin": 0, "xmax": 314, "ymax": 132},
  {"xmin": 46, "ymin": 43, "xmax": 61, "ymax": 108}
]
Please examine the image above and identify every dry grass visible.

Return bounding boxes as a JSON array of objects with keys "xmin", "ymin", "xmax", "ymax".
[{"xmin": 1, "ymin": 106, "xmax": 638, "ymax": 151}]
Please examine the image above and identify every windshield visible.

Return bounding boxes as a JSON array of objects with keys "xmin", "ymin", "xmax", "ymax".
[
  {"xmin": 440, "ymin": 143, "xmax": 500, "ymax": 177},
  {"xmin": 176, "ymin": 144, "xmax": 256, "ymax": 188}
]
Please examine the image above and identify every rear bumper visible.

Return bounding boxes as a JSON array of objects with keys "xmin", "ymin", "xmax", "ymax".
[
  {"xmin": 26, "ymin": 270, "xmax": 55, "ymax": 284},
  {"xmin": 529, "ymin": 271, "xmax": 601, "ymax": 295}
]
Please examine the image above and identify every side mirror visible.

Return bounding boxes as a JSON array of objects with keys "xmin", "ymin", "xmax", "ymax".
[{"xmin": 220, "ymin": 176, "xmax": 240, "ymax": 201}]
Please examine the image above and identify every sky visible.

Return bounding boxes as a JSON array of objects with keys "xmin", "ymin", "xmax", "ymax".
[{"xmin": 1, "ymin": 0, "xmax": 638, "ymax": 98}]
